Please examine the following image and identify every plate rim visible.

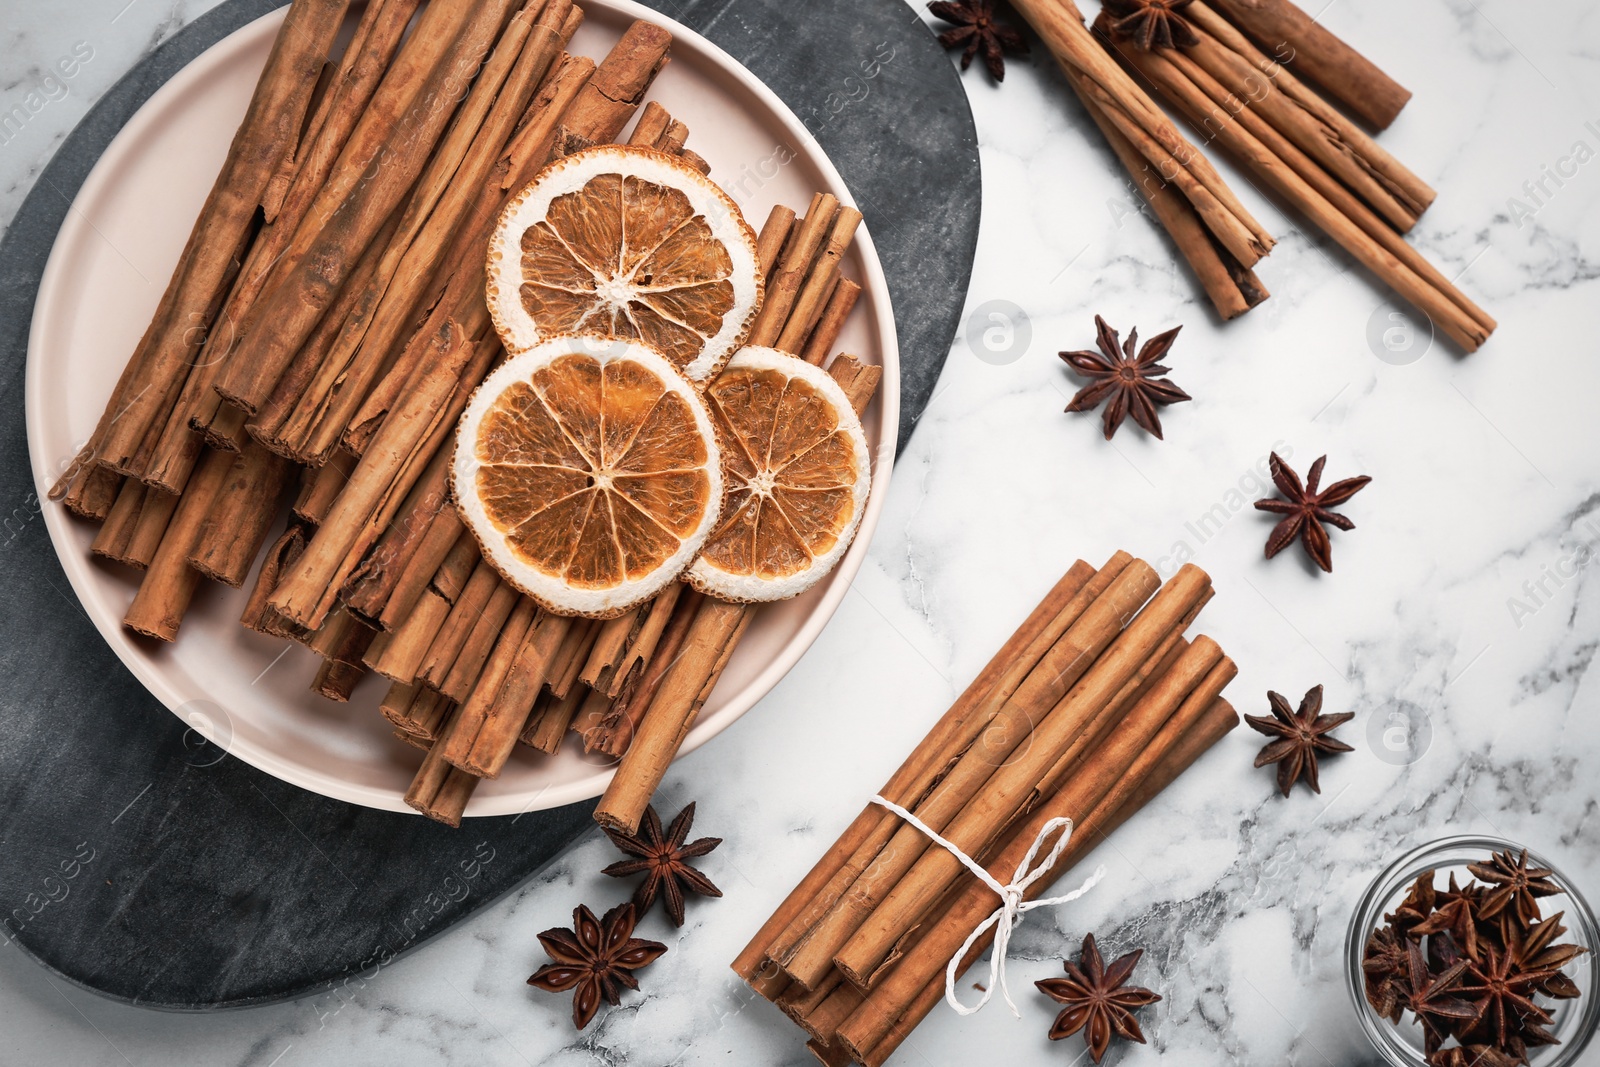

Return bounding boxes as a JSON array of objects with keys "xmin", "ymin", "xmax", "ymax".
[{"xmin": 25, "ymin": 0, "xmax": 900, "ymax": 817}]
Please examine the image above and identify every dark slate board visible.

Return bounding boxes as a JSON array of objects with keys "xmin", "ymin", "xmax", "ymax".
[{"xmin": 0, "ymin": 0, "xmax": 979, "ymax": 1009}]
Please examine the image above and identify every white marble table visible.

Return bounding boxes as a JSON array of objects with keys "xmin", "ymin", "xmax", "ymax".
[{"xmin": 4, "ymin": 0, "xmax": 1598, "ymax": 1064}]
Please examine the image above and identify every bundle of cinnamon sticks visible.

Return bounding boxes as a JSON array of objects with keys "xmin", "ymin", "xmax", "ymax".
[
  {"xmin": 733, "ymin": 552, "xmax": 1239, "ymax": 1065},
  {"xmin": 56, "ymin": 0, "xmax": 885, "ymax": 831}
]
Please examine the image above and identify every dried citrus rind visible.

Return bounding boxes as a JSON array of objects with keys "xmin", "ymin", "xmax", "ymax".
[
  {"xmin": 688, "ymin": 347, "xmax": 871, "ymax": 603},
  {"xmin": 453, "ymin": 335, "xmax": 724, "ymax": 618},
  {"xmin": 486, "ymin": 145, "xmax": 762, "ymax": 385}
]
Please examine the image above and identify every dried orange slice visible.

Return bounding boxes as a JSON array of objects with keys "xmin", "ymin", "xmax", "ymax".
[
  {"xmin": 486, "ymin": 145, "xmax": 762, "ymax": 385},
  {"xmin": 453, "ymin": 335, "xmax": 724, "ymax": 619},
  {"xmin": 688, "ymin": 348, "xmax": 872, "ymax": 602}
]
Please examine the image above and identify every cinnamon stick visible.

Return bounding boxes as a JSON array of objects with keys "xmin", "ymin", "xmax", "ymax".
[
  {"xmin": 589, "ymin": 585, "xmax": 701, "ymax": 756},
  {"xmin": 123, "ymin": 448, "xmax": 234, "ymax": 640},
  {"xmin": 600, "ymin": 581, "xmax": 684, "ymax": 697},
  {"xmin": 312, "ymin": 658, "xmax": 365, "ymax": 701},
  {"xmin": 241, "ymin": 524, "xmax": 310, "ymax": 633},
  {"xmin": 307, "ymin": 608, "xmax": 378, "ymax": 666},
  {"xmin": 594, "ymin": 598, "xmax": 751, "ymax": 834},
  {"xmin": 189, "ymin": 441, "xmax": 293, "ymax": 585},
  {"xmin": 417, "ymin": 559, "xmax": 503, "ymax": 690},
  {"xmin": 800, "ymin": 279, "xmax": 862, "ymax": 366},
  {"xmin": 548, "ymin": 618, "xmax": 602, "ymax": 700},
  {"xmin": 61, "ymin": 465, "xmax": 122, "ymax": 521},
  {"xmin": 373, "ymin": 511, "xmax": 469, "ymax": 631},
  {"xmin": 1186, "ymin": 3, "xmax": 1432, "ymax": 220},
  {"xmin": 341, "ymin": 446, "xmax": 455, "ymax": 622},
  {"xmin": 439, "ymin": 583, "xmax": 521, "ymax": 703},
  {"xmin": 578, "ymin": 606, "xmax": 644, "ymax": 694},
  {"xmin": 755, "ymin": 205, "xmax": 796, "ymax": 276},
  {"xmin": 1206, "ymin": 0, "xmax": 1410, "ymax": 129},
  {"xmin": 405, "ymin": 709, "xmax": 481, "ymax": 826},
  {"xmin": 339, "ymin": 51, "xmax": 596, "ymax": 456},
  {"xmin": 559, "ymin": 20, "xmax": 672, "ymax": 144},
  {"xmin": 749, "ymin": 195, "xmax": 839, "ymax": 346},
  {"xmin": 1011, "ymin": 0, "xmax": 1274, "ymax": 269},
  {"xmin": 178, "ymin": 0, "xmax": 427, "ymax": 466},
  {"xmin": 291, "ymin": 449, "xmax": 355, "ymax": 526},
  {"xmin": 92, "ymin": 481, "xmax": 179, "ymax": 569},
  {"xmin": 525, "ymin": 685, "xmax": 601, "ymax": 753},
  {"xmin": 366, "ymin": 589, "xmax": 452, "ymax": 682},
  {"xmin": 1172, "ymin": 16, "xmax": 1423, "ymax": 230}
]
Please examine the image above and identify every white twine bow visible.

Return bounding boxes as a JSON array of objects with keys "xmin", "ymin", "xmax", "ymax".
[{"xmin": 870, "ymin": 795, "xmax": 1106, "ymax": 1018}]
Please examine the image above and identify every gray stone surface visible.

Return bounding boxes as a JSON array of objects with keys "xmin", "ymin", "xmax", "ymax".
[{"xmin": 0, "ymin": 0, "xmax": 977, "ymax": 1010}]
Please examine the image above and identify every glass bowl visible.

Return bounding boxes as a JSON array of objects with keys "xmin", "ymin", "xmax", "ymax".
[{"xmin": 1346, "ymin": 836, "xmax": 1600, "ymax": 1066}]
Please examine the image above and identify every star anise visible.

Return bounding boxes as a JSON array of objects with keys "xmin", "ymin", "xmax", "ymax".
[
  {"xmin": 1060, "ymin": 315, "xmax": 1190, "ymax": 440},
  {"xmin": 1036, "ymin": 934, "xmax": 1162, "ymax": 1064},
  {"xmin": 1414, "ymin": 875, "xmax": 1482, "ymax": 962},
  {"xmin": 1399, "ymin": 939, "xmax": 1477, "ymax": 1051},
  {"xmin": 1363, "ymin": 926, "xmax": 1410, "ymax": 1023},
  {"xmin": 601, "ymin": 802, "xmax": 722, "ymax": 927},
  {"xmin": 927, "ymin": 0, "xmax": 1030, "ymax": 82},
  {"xmin": 1102, "ymin": 0, "xmax": 1199, "ymax": 50},
  {"xmin": 1388, "ymin": 872, "xmax": 1439, "ymax": 935},
  {"xmin": 1254, "ymin": 453, "xmax": 1371, "ymax": 573},
  {"xmin": 1507, "ymin": 913, "xmax": 1587, "ymax": 1000},
  {"xmin": 1467, "ymin": 849, "xmax": 1560, "ymax": 930},
  {"xmin": 1456, "ymin": 944, "xmax": 1555, "ymax": 1049},
  {"xmin": 527, "ymin": 903, "xmax": 667, "ymax": 1029},
  {"xmin": 1245, "ymin": 685, "xmax": 1354, "ymax": 796}
]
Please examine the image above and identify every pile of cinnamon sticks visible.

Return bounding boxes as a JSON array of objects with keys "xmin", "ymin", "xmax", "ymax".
[
  {"xmin": 56, "ymin": 0, "xmax": 883, "ymax": 828},
  {"xmin": 1011, "ymin": 0, "xmax": 1494, "ymax": 349},
  {"xmin": 733, "ymin": 552, "xmax": 1239, "ymax": 1066},
  {"xmin": 1094, "ymin": 0, "xmax": 1495, "ymax": 351}
]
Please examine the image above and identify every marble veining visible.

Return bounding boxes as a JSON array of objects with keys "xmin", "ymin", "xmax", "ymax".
[{"xmin": 4, "ymin": 0, "xmax": 1600, "ymax": 1064}]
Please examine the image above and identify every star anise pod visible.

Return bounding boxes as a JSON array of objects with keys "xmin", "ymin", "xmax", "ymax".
[
  {"xmin": 602, "ymin": 802, "xmax": 722, "ymax": 926},
  {"xmin": 1414, "ymin": 875, "xmax": 1482, "ymax": 962},
  {"xmin": 1507, "ymin": 912, "xmax": 1588, "ymax": 1000},
  {"xmin": 1455, "ymin": 943, "xmax": 1555, "ymax": 1049},
  {"xmin": 527, "ymin": 903, "xmax": 667, "ymax": 1029},
  {"xmin": 1101, "ymin": 0, "xmax": 1199, "ymax": 50},
  {"xmin": 1254, "ymin": 453, "xmax": 1371, "ymax": 573},
  {"xmin": 1245, "ymin": 685, "xmax": 1354, "ymax": 796},
  {"xmin": 927, "ymin": 0, "xmax": 1029, "ymax": 82},
  {"xmin": 1388, "ymin": 872, "xmax": 1439, "ymax": 936},
  {"xmin": 1467, "ymin": 849, "xmax": 1560, "ymax": 930},
  {"xmin": 1363, "ymin": 926, "xmax": 1409, "ymax": 1023},
  {"xmin": 1426, "ymin": 1046, "xmax": 1519, "ymax": 1067},
  {"xmin": 1399, "ymin": 939, "xmax": 1477, "ymax": 1051},
  {"xmin": 1060, "ymin": 315, "xmax": 1190, "ymax": 440},
  {"xmin": 1036, "ymin": 934, "xmax": 1162, "ymax": 1064}
]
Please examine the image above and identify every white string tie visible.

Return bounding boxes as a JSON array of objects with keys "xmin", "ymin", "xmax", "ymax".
[{"xmin": 869, "ymin": 795, "xmax": 1105, "ymax": 1018}]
